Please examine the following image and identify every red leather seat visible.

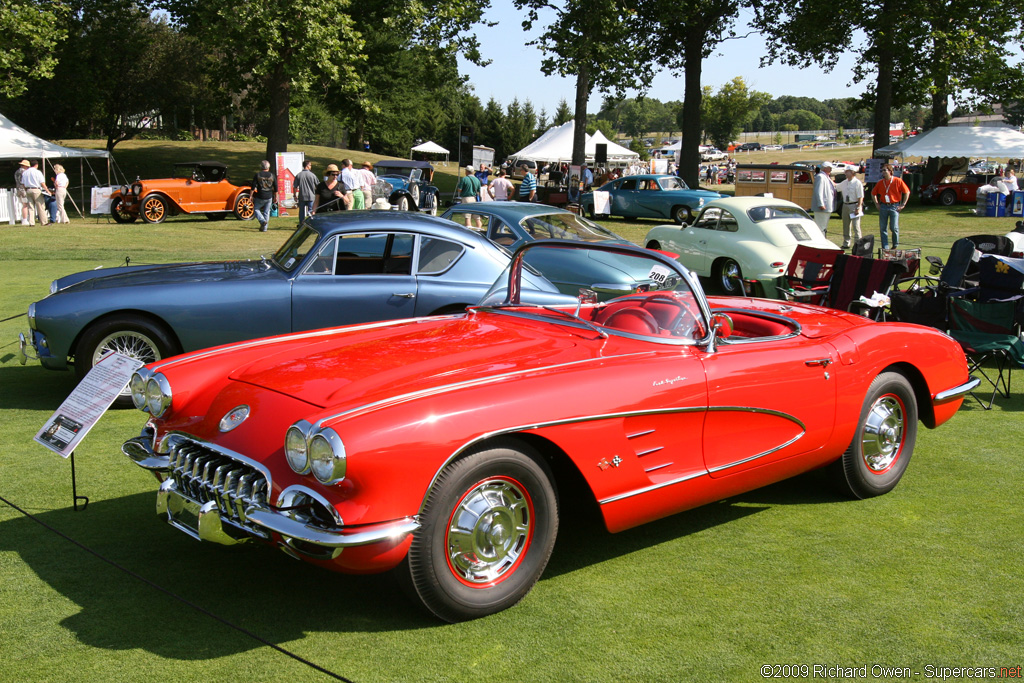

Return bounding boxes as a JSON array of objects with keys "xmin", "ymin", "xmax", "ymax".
[{"xmin": 598, "ymin": 307, "xmax": 659, "ymax": 335}]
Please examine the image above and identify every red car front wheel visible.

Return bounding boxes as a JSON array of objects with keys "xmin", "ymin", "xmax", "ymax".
[{"xmin": 398, "ymin": 441, "xmax": 558, "ymax": 622}]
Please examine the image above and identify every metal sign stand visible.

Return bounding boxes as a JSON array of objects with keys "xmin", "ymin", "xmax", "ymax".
[{"xmin": 70, "ymin": 451, "xmax": 89, "ymax": 511}]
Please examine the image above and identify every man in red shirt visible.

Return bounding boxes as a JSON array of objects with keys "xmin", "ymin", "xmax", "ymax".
[{"xmin": 870, "ymin": 163, "xmax": 910, "ymax": 249}]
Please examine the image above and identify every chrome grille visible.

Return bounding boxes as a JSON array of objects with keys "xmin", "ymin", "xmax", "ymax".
[{"xmin": 168, "ymin": 438, "xmax": 270, "ymax": 538}]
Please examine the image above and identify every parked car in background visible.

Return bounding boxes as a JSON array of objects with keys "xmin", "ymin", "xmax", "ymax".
[
  {"xmin": 580, "ymin": 174, "xmax": 726, "ymax": 224},
  {"xmin": 109, "ymin": 161, "xmax": 254, "ymax": 224},
  {"xmin": 373, "ymin": 160, "xmax": 440, "ymax": 215},
  {"xmin": 736, "ymin": 142, "xmax": 762, "ymax": 151},
  {"xmin": 782, "ymin": 144, "xmax": 801, "ymax": 150},
  {"xmin": 20, "ymin": 213, "xmax": 531, "ymax": 405},
  {"xmin": 763, "ymin": 144, "xmax": 783, "ymax": 151},
  {"xmin": 701, "ymin": 148, "xmax": 728, "ymax": 161},
  {"xmin": 120, "ymin": 239, "xmax": 975, "ymax": 622},
  {"xmin": 642, "ymin": 196, "xmax": 840, "ymax": 296},
  {"xmin": 441, "ymin": 201, "xmax": 671, "ymax": 297},
  {"xmin": 921, "ymin": 173, "xmax": 1000, "ymax": 206},
  {"xmin": 507, "ymin": 158, "xmax": 538, "ymax": 180}
]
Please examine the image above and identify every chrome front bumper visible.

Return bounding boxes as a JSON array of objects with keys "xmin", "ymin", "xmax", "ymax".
[{"xmin": 122, "ymin": 434, "xmax": 419, "ymax": 554}]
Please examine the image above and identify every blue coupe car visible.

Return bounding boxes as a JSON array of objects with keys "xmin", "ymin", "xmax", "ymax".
[
  {"xmin": 440, "ymin": 201, "xmax": 678, "ymax": 299},
  {"xmin": 580, "ymin": 174, "xmax": 725, "ymax": 224},
  {"xmin": 20, "ymin": 212, "xmax": 540, "ymax": 405}
]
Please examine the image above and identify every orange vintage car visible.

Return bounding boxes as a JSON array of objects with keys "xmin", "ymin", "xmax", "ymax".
[{"xmin": 110, "ymin": 161, "xmax": 256, "ymax": 224}]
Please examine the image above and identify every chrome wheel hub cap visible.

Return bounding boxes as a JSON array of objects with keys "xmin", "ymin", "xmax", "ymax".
[
  {"xmin": 862, "ymin": 395, "xmax": 904, "ymax": 473},
  {"xmin": 446, "ymin": 478, "xmax": 532, "ymax": 585},
  {"xmin": 93, "ymin": 331, "xmax": 160, "ymax": 396}
]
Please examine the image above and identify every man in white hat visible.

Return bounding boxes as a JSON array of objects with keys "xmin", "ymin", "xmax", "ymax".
[{"xmin": 812, "ymin": 163, "xmax": 837, "ymax": 236}]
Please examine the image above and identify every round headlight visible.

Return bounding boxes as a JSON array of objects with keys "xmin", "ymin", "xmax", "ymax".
[
  {"xmin": 121, "ymin": 185, "xmax": 130, "ymax": 195},
  {"xmin": 130, "ymin": 372, "xmax": 148, "ymax": 410},
  {"xmin": 309, "ymin": 430, "xmax": 346, "ymax": 485},
  {"xmin": 144, "ymin": 374, "xmax": 171, "ymax": 417},
  {"xmin": 285, "ymin": 425, "xmax": 310, "ymax": 474}
]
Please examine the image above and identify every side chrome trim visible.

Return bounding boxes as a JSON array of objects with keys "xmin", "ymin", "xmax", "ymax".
[
  {"xmin": 314, "ymin": 351, "xmax": 656, "ymax": 428},
  {"xmin": 598, "ymin": 470, "xmax": 707, "ymax": 505},
  {"xmin": 419, "ymin": 404, "xmax": 807, "ymax": 514},
  {"xmin": 934, "ymin": 377, "xmax": 981, "ymax": 403}
]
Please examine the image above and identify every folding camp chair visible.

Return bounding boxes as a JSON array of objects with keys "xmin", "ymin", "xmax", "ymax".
[
  {"xmin": 879, "ymin": 248, "xmax": 922, "ymax": 279},
  {"xmin": 902, "ymin": 237, "xmax": 976, "ymax": 292},
  {"xmin": 825, "ymin": 254, "xmax": 907, "ymax": 320},
  {"xmin": 776, "ymin": 245, "xmax": 840, "ymax": 304},
  {"xmin": 962, "ymin": 234, "xmax": 1014, "ymax": 284},
  {"xmin": 975, "ymin": 254, "xmax": 1024, "ymax": 304},
  {"xmin": 947, "ymin": 296, "xmax": 1024, "ymax": 409},
  {"xmin": 851, "ymin": 234, "xmax": 874, "ymax": 258}
]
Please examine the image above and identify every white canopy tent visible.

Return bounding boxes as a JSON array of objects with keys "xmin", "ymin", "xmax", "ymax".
[
  {"xmin": 509, "ymin": 120, "xmax": 639, "ymax": 165},
  {"xmin": 410, "ymin": 140, "xmax": 450, "ymax": 164},
  {"xmin": 877, "ymin": 126, "xmax": 1024, "ymax": 160},
  {"xmin": 1, "ymin": 112, "xmax": 114, "ymax": 221},
  {"xmin": 588, "ymin": 130, "xmax": 640, "ymax": 161}
]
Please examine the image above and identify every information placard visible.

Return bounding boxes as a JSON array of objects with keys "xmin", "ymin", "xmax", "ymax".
[{"xmin": 35, "ymin": 353, "xmax": 144, "ymax": 458}]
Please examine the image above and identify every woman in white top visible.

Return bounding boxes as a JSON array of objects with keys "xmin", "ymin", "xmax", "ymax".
[{"xmin": 53, "ymin": 164, "xmax": 71, "ymax": 223}]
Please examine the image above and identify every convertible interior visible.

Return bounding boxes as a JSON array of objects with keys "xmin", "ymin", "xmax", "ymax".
[{"xmin": 573, "ymin": 296, "xmax": 797, "ymax": 341}]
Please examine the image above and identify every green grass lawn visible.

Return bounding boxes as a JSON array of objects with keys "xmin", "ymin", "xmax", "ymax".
[{"xmin": 2, "ymin": 147, "xmax": 1023, "ymax": 681}]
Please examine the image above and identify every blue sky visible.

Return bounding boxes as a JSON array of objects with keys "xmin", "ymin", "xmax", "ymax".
[{"xmin": 458, "ymin": 4, "xmax": 867, "ymax": 114}]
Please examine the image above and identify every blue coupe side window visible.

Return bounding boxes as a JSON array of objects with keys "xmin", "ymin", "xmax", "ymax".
[{"xmin": 418, "ymin": 237, "xmax": 465, "ymax": 275}]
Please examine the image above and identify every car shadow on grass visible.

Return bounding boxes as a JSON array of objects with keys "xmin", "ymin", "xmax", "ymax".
[
  {"xmin": 0, "ymin": 364, "xmax": 78, "ymax": 411},
  {"xmin": 0, "ymin": 491, "xmax": 436, "ymax": 658},
  {"xmin": 0, "ymin": 466, "xmax": 847, "ymax": 652}
]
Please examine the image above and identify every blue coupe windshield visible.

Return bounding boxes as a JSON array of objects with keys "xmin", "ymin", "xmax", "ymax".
[{"xmin": 272, "ymin": 225, "xmax": 320, "ymax": 272}]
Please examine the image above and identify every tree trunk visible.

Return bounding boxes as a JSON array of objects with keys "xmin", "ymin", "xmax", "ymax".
[
  {"xmin": 352, "ymin": 118, "xmax": 365, "ymax": 151},
  {"xmin": 871, "ymin": 0, "xmax": 895, "ymax": 158},
  {"xmin": 220, "ymin": 115, "xmax": 228, "ymax": 142},
  {"xmin": 265, "ymin": 65, "xmax": 291, "ymax": 163},
  {"xmin": 679, "ymin": 30, "xmax": 704, "ymax": 189},
  {"xmin": 572, "ymin": 64, "xmax": 590, "ymax": 166},
  {"xmin": 924, "ymin": 82, "xmax": 950, "ymax": 183}
]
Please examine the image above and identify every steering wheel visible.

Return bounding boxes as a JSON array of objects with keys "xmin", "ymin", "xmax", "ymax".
[{"xmin": 641, "ymin": 293, "xmax": 706, "ymax": 339}]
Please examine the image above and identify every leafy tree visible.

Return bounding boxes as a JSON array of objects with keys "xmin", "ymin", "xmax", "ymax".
[
  {"xmin": 700, "ymin": 77, "xmax": 771, "ymax": 149},
  {"xmin": 516, "ymin": 0, "xmax": 648, "ymax": 164},
  {"xmin": 779, "ymin": 108, "xmax": 823, "ymax": 131},
  {"xmin": 552, "ymin": 98, "xmax": 573, "ymax": 125},
  {"xmin": 619, "ymin": 98, "xmax": 656, "ymax": 138},
  {"xmin": 752, "ymin": 0, "xmax": 946, "ymax": 155},
  {"xmin": 159, "ymin": 0, "xmax": 363, "ymax": 162},
  {"xmin": 587, "ymin": 118, "xmax": 617, "ymax": 139},
  {"xmin": 0, "ymin": 0, "xmax": 69, "ymax": 98},
  {"xmin": 631, "ymin": 0, "xmax": 744, "ymax": 187}
]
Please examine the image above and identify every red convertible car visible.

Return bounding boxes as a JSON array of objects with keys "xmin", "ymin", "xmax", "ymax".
[
  {"xmin": 920, "ymin": 172, "xmax": 999, "ymax": 206},
  {"xmin": 122, "ymin": 241, "xmax": 976, "ymax": 621}
]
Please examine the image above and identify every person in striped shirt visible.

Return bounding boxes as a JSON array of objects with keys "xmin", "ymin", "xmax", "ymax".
[{"xmin": 518, "ymin": 167, "xmax": 537, "ymax": 202}]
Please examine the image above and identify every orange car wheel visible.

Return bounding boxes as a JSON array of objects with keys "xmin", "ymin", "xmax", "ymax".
[
  {"xmin": 234, "ymin": 194, "xmax": 255, "ymax": 221},
  {"xmin": 140, "ymin": 195, "xmax": 168, "ymax": 224},
  {"xmin": 110, "ymin": 197, "xmax": 137, "ymax": 224}
]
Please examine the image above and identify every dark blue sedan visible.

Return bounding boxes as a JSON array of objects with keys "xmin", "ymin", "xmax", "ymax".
[
  {"xmin": 580, "ymin": 174, "xmax": 725, "ymax": 224},
  {"xmin": 21, "ymin": 212, "xmax": 537, "ymax": 405}
]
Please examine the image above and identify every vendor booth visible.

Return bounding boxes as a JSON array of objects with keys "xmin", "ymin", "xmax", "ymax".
[{"xmin": 1, "ymin": 113, "xmax": 114, "ymax": 222}]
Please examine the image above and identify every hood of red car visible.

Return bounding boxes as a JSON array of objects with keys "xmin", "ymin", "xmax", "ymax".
[{"xmin": 226, "ymin": 313, "xmax": 588, "ymax": 409}]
